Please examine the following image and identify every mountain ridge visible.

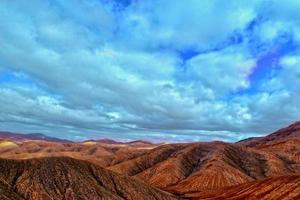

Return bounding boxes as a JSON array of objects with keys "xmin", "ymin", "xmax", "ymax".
[
  {"xmin": 0, "ymin": 156, "xmax": 178, "ymax": 200},
  {"xmin": 1, "ymin": 121, "xmax": 300, "ymax": 199}
]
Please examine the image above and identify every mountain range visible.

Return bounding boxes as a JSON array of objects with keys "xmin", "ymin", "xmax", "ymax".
[{"xmin": 1, "ymin": 121, "xmax": 300, "ymax": 199}]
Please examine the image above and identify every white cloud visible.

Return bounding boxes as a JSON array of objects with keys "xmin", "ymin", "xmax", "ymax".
[
  {"xmin": 0, "ymin": 0, "xmax": 300, "ymax": 142},
  {"xmin": 117, "ymin": 0, "xmax": 258, "ymax": 50},
  {"xmin": 185, "ymin": 47, "xmax": 255, "ymax": 96}
]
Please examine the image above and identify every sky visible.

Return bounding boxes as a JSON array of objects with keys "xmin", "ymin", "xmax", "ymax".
[{"xmin": 0, "ymin": 0, "xmax": 300, "ymax": 142}]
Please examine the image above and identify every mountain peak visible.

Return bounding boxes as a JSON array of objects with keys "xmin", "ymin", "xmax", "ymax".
[
  {"xmin": 268, "ymin": 121, "xmax": 300, "ymax": 138},
  {"xmin": 285, "ymin": 121, "xmax": 300, "ymax": 130},
  {"xmin": 239, "ymin": 121, "xmax": 300, "ymax": 147}
]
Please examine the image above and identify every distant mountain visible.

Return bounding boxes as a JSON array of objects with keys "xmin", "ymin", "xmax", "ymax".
[
  {"xmin": 0, "ymin": 131, "xmax": 72, "ymax": 143},
  {"xmin": 0, "ymin": 137, "xmax": 158, "ymax": 167},
  {"xmin": 85, "ymin": 138, "xmax": 153, "ymax": 145},
  {"xmin": 127, "ymin": 140, "xmax": 153, "ymax": 145},
  {"xmin": 0, "ymin": 157, "xmax": 178, "ymax": 200},
  {"xmin": 94, "ymin": 138, "xmax": 122, "ymax": 144}
]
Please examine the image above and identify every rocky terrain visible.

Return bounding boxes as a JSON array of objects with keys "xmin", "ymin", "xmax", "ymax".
[
  {"xmin": 0, "ymin": 121, "xmax": 300, "ymax": 199},
  {"xmin": 108, "ymin": 121, "xmax": 300, "ymax": 198},
  {"xmin": 238, "ymin": 121, "xmax": 300, "ymax": 147},
  {"xmin": 187, "ymin": 175, "xmax": 300, "ymax": 200},
  {"xmin": 0, "ymin": 137, "xmax": 158, "ymax": 167},
  {"xmin": 109, "ymin": 141, "xmax": 298, "ymax": 194},
  {"xmin": 0, "ymin": 157, "xmax": 177, "ymax": 200}
]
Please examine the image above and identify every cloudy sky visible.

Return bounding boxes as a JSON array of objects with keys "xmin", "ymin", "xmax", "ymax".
[{"xmin": 1, "ymin": 0, "xmax": 300, "ymax": 142}]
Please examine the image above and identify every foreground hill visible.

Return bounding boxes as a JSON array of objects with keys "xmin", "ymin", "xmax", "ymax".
[
  {"xmin": 187, "ymin": 175, "xmax": 300, "ymax": 200},
  {"xmin": 0, "ymin": 157, "xmax": 177, "ymax": 200}
]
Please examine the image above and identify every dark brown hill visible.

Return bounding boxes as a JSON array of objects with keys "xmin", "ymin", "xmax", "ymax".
[{"xmin": 0, "ymin": 157, "xmax": 178, "ymax": 200}]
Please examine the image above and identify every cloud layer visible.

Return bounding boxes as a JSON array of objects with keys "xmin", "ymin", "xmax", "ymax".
[{"xmin": 0, "ymin": 0, "xmax": 300, "ymax": 142}]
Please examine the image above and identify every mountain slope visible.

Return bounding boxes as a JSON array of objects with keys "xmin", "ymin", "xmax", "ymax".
[
  {"xmin": 239, "ymin": 121, "xmax": 300, "ymax": 147},
  {"xmin": 0, "ymin": 139, "xmax": 158, "ymax": 167},
  {"xmin": 0, "ymin": 179, "xmax": 23, "ymax": 200},
  {"xmin": 0, "ymin": 157, "xmax": 178, "ymax": 200},
  {"xmin": 188, "ymin": 175, "xmax": 300, "ymax": 200},
  {"xmin": 1, "ymin": 121, "xmax": 300, "ymax": 199},
  {"xmin": 166, "ymin": 143, "xmax": 294, "ymax": 194},
  {"xmin": 109, "ymin": 141, "xmax": 296, "ymax": 194}
]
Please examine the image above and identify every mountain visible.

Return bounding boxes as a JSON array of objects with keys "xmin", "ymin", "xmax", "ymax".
[
  {"xmin": 0, "ymin": 131, "xmax": 71, "ymax": 143},
  {"xmin": 84, "ymin": 139, "xmax": 154, "ymax": 148},
  {"xmin": 187, "ymin": 175, "xmax": 300, "ymax": 200},
  {"xmin": 238, "ymin": 121, "xmax": 300, "ymax": 147},
  {"xmin": 89, "ymin": 139, "xmax": 152, "ymax": 145},
  {"xmin": 108, "ymin": 141, "xmax": 297, "ymax": 195},
  {"xmin": 0, "ymin": 157, "xmax": 178, "ymax": 200},
  {"xmin": 1, "ymin": 121, "xmax": 300, "ymax": 199},
  {"xmin": 105, "ymin": 122, "xmax": 300, "ymax": 196},
  {"xmin": 0, "ymin": 139, "xmax": 157, "ymax": 167}
]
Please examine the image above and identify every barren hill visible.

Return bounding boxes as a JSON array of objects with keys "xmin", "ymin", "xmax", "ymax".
[
  {"xmin": 108, "ymin": 141, "xmax": 297, "ymax": 194},
  {"xmin": 239, "ymin": 121, "xmax": 300, "ymax": 147},
  {"xmin": 1, "ymin": 122, "xmax": 300, "ymax": 199},
  {"xmin": 0, "ymin": 139, "xmax": 157, "ymax": 167},
  {"xmin": 0, "ymin": 157, "xmax": 177, "ymax": 200},
  {"xmin": 188, "ymin": 175, "xmax": 300, "ymax": 200}
]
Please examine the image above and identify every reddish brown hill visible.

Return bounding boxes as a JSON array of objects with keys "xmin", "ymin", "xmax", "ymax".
[
  {"xmin": 1, "ymin": 122, "xmax": 300, "ymax": 199},
  {"xmin": 237, "ymin": 122, "xmax": 300, "ymax": 175},
  {"xmin": 239, "ymin": 121, "xmax": 300, "ymax": 147},
  {"xmin": 165, "ymin": 144, "xmax": 294, "ymax": 194},
  {"xmin": 0, "ymin": 140, "xmax": 114, "ymax": 166},
  {"xmin": 108, "ymin": 143, "xmax": 187, "ymax": 176},
  {"xmin": 188, "ymin": 175, "xmax": 300, "ymax": 200},
  {"xmin": 0, "ymin": 157, "xmax": 178, "ymax": 200},
  {"xmin": 0, "ymin": 139, "xmax": 158, "ymax": 167},
  {"xmin": 257, "ymin": 139, "xmax": 300, "ymax": 165},
  {"xmin": 108, "ymin": 141, "xmax": 297, "ymax": 194}
]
